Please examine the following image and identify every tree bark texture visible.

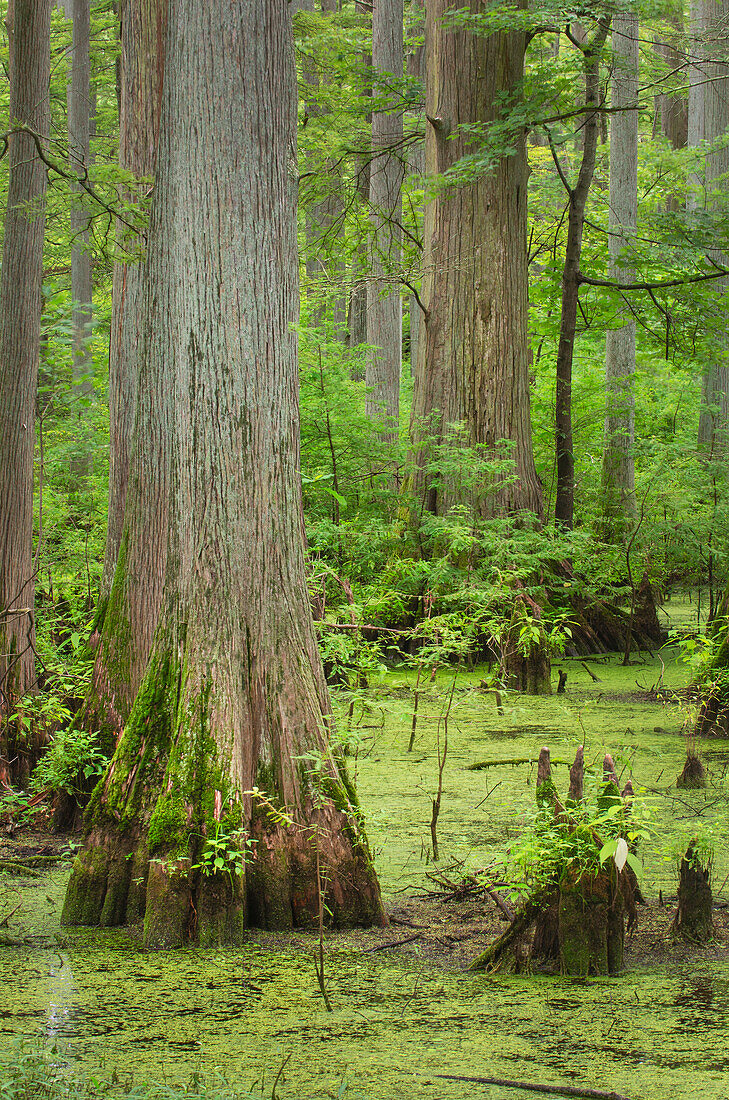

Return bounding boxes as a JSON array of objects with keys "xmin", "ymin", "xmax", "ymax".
[
  {"xmin": 63, "ymin": 0, "xmax": 385, "ymax": 945},
  {"xmin": 406, "ymin": 0, "xmax": 425, "ymax": 377},
  {"xmin": 365, "ymin": 0, "xmax": 404, "ymax": 441},
  {"xmin": 554, "ymin": 20, "xmax": 609, "ymax": 530},
  {"xmin": 655, "ymin": 11, "xmax": 687, "ymax": 152},
  {"xmin": 101, "ymin": 0, "xmax": 168, "ymax": 602},
  {"xmin": 691, "ymin": 0, "xmax": 729, "ymax": 452},
  {"xmin": 0, "ymin": 0, "xmax": 52, "ymax": 774},
  {"xmin": 67, "ymin": 0, "xmax": 94, "ymax": 488},
  {"xmin": 347, "ymin": 0, "xmax": 372, "ymax": 353},
  {"xmin": 601, "ymin": 14, "xmax": 638, "ymax": 540},
  {"xmin": 302, "ymin": 0, "xmax": 347, "ymax": 336},
  {"xmin": 85, "ymin": 0, "xmax": 169, "ymax": 751},
  {"xmin": 410, "ymin": 0, "xmax": 541, "ymax": 519}
]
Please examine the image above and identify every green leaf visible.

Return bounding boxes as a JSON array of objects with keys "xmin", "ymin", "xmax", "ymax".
[
  {"xmin": 626, "ymin": 852, "xmax": 643, "ymax": 877},
  {"xmin": 599, "ymin": 839, "xmax": 618, "ymax": 864}
]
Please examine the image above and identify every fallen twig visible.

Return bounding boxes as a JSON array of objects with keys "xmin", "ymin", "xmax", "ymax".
[
  {"xmin": 434, "ymin": 1074, "xmax": 631, "ymax": 1100},
  {"xmin": 485, "ymin": 886, "xmax": 514, "ymax": 921},
  {"xmin": 365, "ymin": 933, "xmax": 422, "ymax": 953},
  {"xmin": 468, "ymin": 757, "xmax": 570, "ymax": 771},
  {"xmin": 580, "ymin": 660, "xmax": 602, "ymax": 683}
]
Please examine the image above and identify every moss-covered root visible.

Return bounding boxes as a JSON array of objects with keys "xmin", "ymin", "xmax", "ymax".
[
  {"xmin": 61, "ymin": 837, "xmax": 142, "ymax": 928},
  {"xmin": 247, "ymin": 797, "xmax": 386, "ymax": 931},
  {"xmin": 144, "ymin": 858, "xmax": 193, "ymax": 948}
]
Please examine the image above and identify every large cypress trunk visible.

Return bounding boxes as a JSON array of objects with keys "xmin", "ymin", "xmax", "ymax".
[
  {"xmin": 409, "ymin": 0, "xmax": 541, "ymax": 519},
  {"xmin": 0, "ymin": 0, "xmax": 52, "ymax": 778},
  {"xmin": 63, "ymin": 0, "xmax": 385, "ymax": 945}
]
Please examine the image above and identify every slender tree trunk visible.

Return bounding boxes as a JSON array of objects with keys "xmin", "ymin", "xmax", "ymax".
[
  {"xmin": 409, "ymin": 0, "xmax": 541, "ymax": 519},
  {"xmin": 406, "ymin": 0, "xmax": 425, "ymax": 374},
  {"xmin": 63, "ymin": 0, "xmax": 384, "ymax": 946},
  {"xmin": 601, "ymin": 14, "xmax": 638, "ymax": 540},
  {"xmin": 553, "ymin": 20, "xmax": 609, "ymax": 530},
  {"xmin": 302, "ymin": 0, "xmax": 347, "ymax": 335},
  {"xmin": 86, "ymin": 0, "xmax": 168, "ymax": 750},
  {"xmin": 0, "ymin": 0, "xmax": 52, "ymax": 778},
  {"xmin": 67, "ymin": 0, "xmax": 94, "ymax": 493},
  {"xmin": 365, "ymin": 0, "xmax": 404, "ymax": 442},
  {"xmin": 655, "ymin": 11, "xmax": 687, "ymax": 153},
  {"xmin": 348, "ymin": 0, "xmax": 372, "ymax": 352}
]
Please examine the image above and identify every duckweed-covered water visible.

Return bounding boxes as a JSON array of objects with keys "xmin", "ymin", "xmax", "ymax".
[{"xmin": 2, "ymin": 638, "xmax": 729, "ymax": 1100}]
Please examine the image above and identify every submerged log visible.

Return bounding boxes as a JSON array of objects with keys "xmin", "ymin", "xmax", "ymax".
[{"xmin": 672, "ymin": 840, "xmax": 713, "ymax": 942}]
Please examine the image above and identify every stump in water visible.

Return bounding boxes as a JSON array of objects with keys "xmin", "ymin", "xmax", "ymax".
[
  {"xmin": 634, "ymin": 572, "xmax": 664, "ymax": 648},
  {"xmin": 503, "ymin": 596, "xmax": 552, "ymax": 695},
  {"xmin": 676, "ymin": 753, "xmax": 707, "ymax": 789},
  {"xmin": 672, "ymin": 840, "xmax": 713, "ymax": 942},
  {"xmin": 559, "ymin": 866, "xmax": 624, "ymax": 977}
]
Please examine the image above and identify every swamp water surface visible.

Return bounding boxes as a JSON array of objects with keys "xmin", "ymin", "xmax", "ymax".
[{"xmin": 3, "ymin": 645, "xmax": 729, "ymax": 1100}]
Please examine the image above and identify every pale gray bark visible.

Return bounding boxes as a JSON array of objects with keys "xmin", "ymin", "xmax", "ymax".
[
  {"xmin": 348, "ymin": 0, "xmax": 372, "ymax": 352},
  {"xmin": 302, "ymin": 0, "xmax": 346, "ymax": 335},
  {"xmin": 0, "ymin": 0, "xmax": 52, "ymax": 769},
  {"xmin": 67, "ymin": 0, "xmax": 94, "ymax": 487},
  {"xmin": 601, "ymin": 13, "xmax": 638, "ymax": 539},
  {"xmin": 689, "ymin": 0, "xmax": 729, "ymax": 451},
  {"xmin": 365, "ymin": 0, "xmax": 404, "ymax": 441},
  {"xmin": 406, "ymin": 0, "xmax": 424, "ymax": 375}
]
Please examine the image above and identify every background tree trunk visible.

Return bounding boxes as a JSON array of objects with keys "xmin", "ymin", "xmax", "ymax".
[
  {"xmin": 85, "ymin": 0, "xmax": 169, "ymax": 750},
  {"xmin": 601, "ymin": 13, "xmax": 638, "ymax": 540},
  {"xmin": 410, "ymin": 0, "xmax": 541, "ymax": 519},
  {"xmin": 302, "ymin": 0, "xmax": 347, "ymax": 336},
  {"xmin": 0, "ymin": 0, "xmax": 52, "ymax": 778},
  {"xmin": 101, "ymin": 0, "xmax": 168, "ymax": 602},
  {"xmin": 553, "ymin": 20, "xmax": 609, "ymax": 530},
  {"xmin": 365, "ymin": 0, "xmax": 404, "ymax": 444},
  {"xmin": 655, "ymin": 10, "xmax": 687, "ymax": 154},
  {"xmin": 691, "ymin": 0, "xmax": 729, "ymax": 453},
  {"xmin": 63, "ymin": 0, "xmax": 384, "ymax": 946},
  {"xmin": 67, "ymin": 0, "xmax": 94, "ymax": 493},
  {"xmin": 347, "ymin": 0, "xmax": 372, "ymax": 353}
]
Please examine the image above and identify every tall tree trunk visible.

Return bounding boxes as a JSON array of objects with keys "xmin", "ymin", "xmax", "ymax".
[
  {"xmin": 365, "ymin": 0, "xmax": 404, "ymax": 442},
  {"xmin": 406, "ymin": 0, "xmax": 425, "ymax": 376},
  {"xmin": 601, "ymin": 14, "xmax": 638, "ymax": 540},
  {"xmin": 302, "ymin": 0, "xmax": 347, "ymax": 336},
  {"xmin": 409, "ymin": 0, "xmax": 541, "ymax": 519},
  {"xmin": 0, "ymin": 0, "xmax": 52, "ymax": 779},
  {"xmin": 67, "ymin": 0, "xmax": 94, "ymax": 492},
  {"xmin": 553, "ymin": 19, "xmax": 610, "ymax": 530},
  {"xmin": 63, "ymin": 0, "xmax": 384, "ymax": 946},
  {"xmin": 86, "ymin": 0, "xmax": 168, "ymax": 749},
  {"xmin": 691, "ymin": 0, "xmax": 729, "ymax": 452},
  {"xmin": 655, "ymin": 10, "xmax": 687, "ymax": 153},
  {"xmin": 348, "ymin": 0, "xmax": 372, "ymax": 352}
]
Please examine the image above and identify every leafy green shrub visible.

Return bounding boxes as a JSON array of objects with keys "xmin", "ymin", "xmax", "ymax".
[{"xmin": 30, "ymin": 727, "xmax": 109, "ymax": 800}]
